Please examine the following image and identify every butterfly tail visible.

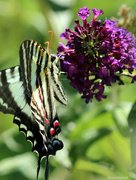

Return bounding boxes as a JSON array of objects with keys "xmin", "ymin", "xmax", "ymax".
[
  {"xmin": 37, "ymin": 155, "xmax": 42, "ymax": 180},
  {"xmin": 37, "ymin": 154, "xmax": 49, "ymax": 180},
  {"xmin": 45, "ymin": 154, "xmax": 49, "ymax": 180}
]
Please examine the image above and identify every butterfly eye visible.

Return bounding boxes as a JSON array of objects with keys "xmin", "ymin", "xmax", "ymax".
[
  {"xmin": 51, "ymin": 54, "xmax": 60, "ymax": 68},
  {"xmin": 51, "ymin": 54, "xmax": 57, "ymax": 62},
  {"xmin": 56, "ymin": 59, "xmax": 60, "ymax": 69}
]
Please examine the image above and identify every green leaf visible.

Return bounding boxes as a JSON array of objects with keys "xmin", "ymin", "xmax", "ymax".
[
  {"xmin": 75, "ymin": 159, "xmax": 118, "ymax": 177},
  {"xmin": 113, "ymin": 106, "xmax": 130, "ymax": 137},
  {"xmin": 0, "ymin": 153, "xmax": 39, "ymax": 179},
  {"xmin": 69, "ymin": 127, "xmax": 113, "ymax": 163},
  {"xmin": 128, "ymin": 101, "xmax": 136, "ymax": 173}
]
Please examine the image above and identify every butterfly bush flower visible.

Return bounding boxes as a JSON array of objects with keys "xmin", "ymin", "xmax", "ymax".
[{"xmin": 57, "ymin": 7, "xmax": 136, "ymax": 103}]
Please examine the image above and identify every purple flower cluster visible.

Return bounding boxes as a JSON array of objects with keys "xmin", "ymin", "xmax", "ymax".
[{"xmin": 57, "ymin": 7, "xmax": 136, "ymax": 103}]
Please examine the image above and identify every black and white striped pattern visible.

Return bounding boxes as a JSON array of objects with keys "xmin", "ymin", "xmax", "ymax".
[{"xmin": 0, "ymin": 40, "xmax": 67, "ymax": 180}]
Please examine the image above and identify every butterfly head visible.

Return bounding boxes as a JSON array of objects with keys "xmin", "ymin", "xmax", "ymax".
[{"xmin": 50, "ymin": 54, "xmax": 60, "ymax": 68}]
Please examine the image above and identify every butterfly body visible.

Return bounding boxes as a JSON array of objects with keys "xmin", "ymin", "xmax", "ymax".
[{"xmin": 0, "ymin": 40, "xmax": 67, "ymax": 179}]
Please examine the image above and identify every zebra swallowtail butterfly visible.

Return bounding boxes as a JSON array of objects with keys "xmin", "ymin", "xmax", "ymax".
[{"xmin": 0, "ymin": 39, "xmax": 67, "ymax": 180}]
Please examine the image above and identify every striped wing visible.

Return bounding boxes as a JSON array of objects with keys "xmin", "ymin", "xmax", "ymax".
[
  {"xmin": 0, "ymin": 40, "xmax": 67, "ymax": 179},
  {"xmin": 19, "ymin": 40, "xmax": 67, "ymax": 106},
  {"xmin": 0, "ymin": 66, "xmax": 25, "ymax": 114},
  {"xmin": 19, "ymin": 40, "xmax": 67, "ymax": 179},
  {"xmin": 0, "ymin": 66, "xmax": 44, "ymax": 154},
  {"xmin": 19, "ymin": 39, "xmax": 67, "ymax": 143}
]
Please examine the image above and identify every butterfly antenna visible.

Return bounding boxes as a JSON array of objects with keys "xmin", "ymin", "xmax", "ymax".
[
  {"xmin": 45, "ymin": 153, "xmax": 49, "ymax": 180},
  {"xmin": 44, "ymin": 31, "xmax": 53, "ymax": 55},
  {"xmin": 37, "ymin": 156, "xmax": 41, "ymax": 180}
]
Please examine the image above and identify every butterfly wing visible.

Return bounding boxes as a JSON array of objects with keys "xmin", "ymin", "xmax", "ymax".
[
  {"xmin": 49, "ymin": 54, "xmax": 67, "ymax": 105},
  {"xmin": 0, "ymin": 65, "xmax": 47, "ymax": 156},
  {"xmin": 19, "ymin": 40, "xmax": 67, "ymax": 138},
  {"xmin": 0, "ymin": 66, "xmax": 25, "ymax": 114},
  {"xmin": 19, "ymin": 40, "xmax": 66, "ymax": 179},
  {"xmin": 0, "ymin": 40, "xmax": 66, "ymax": 179},
  {"xmin": 19, "ymin": 40, "xmax": 67, "ymax": 105}
]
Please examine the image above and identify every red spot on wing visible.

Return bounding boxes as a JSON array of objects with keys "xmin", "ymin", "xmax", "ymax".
[
  {"xmin": 53, "ymin": 121, "xmax": 60, "ymax": 128},
  {"xmin": 41, "ymin": 104, "xmax": 49, "ymax": 124},
  {"xmin": 37, "ymin": 78, "xmax": 49, "ymax": 124},
  {"xmin": 39, "ymin": 87, "xmax": 43, "ymax": 102},
  {"xmin": 37, "ymin": 78, "xmax": 43, "ymax": 102},
  {"xmin": 50, "ymin": 128, "xmax": 55, "ymax": 136}
]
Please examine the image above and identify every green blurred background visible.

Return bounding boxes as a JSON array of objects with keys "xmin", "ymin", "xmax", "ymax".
[{"xmin": 0, "ymin": 0, "xmax": 136, "ymax": 179}]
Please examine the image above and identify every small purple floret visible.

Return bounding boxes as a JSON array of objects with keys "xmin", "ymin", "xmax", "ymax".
[
  {"xmin": 77, "ymin": 6, "xmax": 91, "ymax": 20},
  {"xmin": 92, "ymin": 8, "xmax": 104, "ymax": 20}
]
